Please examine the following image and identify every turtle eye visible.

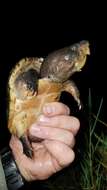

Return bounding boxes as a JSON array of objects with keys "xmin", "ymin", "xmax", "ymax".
[
  {"xmin": 64, "ymin": 55, "xmax": 70, "ymax": 61},
  {"xmin": 70, "ymin": 46, "xmax": 76, "ymax": 51}
]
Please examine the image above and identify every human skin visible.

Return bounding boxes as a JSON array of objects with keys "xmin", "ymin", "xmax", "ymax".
[{"xmin": 10, "ymin": 102, "xmax": 80, "ymax": 181}]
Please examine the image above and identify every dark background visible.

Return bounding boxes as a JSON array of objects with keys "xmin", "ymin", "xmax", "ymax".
[
  {"xmin": 0, "ymin": 2, "xmax": 106, "ymax": 155},
  {"xmin": 0, "ymin": 3, "xmax": 106, "ymax": 189}
]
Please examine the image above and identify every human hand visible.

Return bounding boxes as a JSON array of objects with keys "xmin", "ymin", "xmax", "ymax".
[{"xmin": 9, "ymin": 102, "xmax": 80, "ymax": 181}]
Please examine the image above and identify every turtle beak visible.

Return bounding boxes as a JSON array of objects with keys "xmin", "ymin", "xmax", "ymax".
[
  {"xmin": 86, "ymin": 47, "xmax": 90, "ymax": 55},
  {"xmin": 79, "ymin": 40, "xmax": 90, "ymax": 55}
]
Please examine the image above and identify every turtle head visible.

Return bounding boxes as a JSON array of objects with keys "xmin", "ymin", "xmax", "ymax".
[
  {"xmin": 40, "ymin": 40, "xmax": 90, "ymax": 82},
  {"xmin": 70, "ymin": 40, "xmax": 90, "ymax": 72}
]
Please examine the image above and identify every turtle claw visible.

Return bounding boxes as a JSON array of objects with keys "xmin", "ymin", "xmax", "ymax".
[
  {"xmin": 79, "ymin": 103, "xmax": 83, "ymax": 110},
  {"xmin": 79, "ymin": 104, "xmax": 82, "ymax": 110},
  {"xmin": 78, "ymin": 100, "xmax": 83, "ymax": 110},
  {"xmin": 20, "ymin": 135, "xmax": 33, "ymax": 158}
]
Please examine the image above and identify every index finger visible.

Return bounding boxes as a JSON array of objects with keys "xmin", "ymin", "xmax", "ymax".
[{"xmin": 42, "ymin": 102, "xmax": 70, "ymax": 116}]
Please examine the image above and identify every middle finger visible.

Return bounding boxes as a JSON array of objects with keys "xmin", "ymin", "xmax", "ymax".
[
  {"xmin": 37, "ymin": 115, "xmax": 80, "ymax": 136},
  {"xmin": 29, "ymin": 124, "xmax": 75, "ymax": 147}
]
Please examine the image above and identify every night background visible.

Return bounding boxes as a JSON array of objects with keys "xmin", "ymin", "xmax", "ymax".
[{"xmin": 0, "ymin": 3, "xmax": 107, "ymax": 189}]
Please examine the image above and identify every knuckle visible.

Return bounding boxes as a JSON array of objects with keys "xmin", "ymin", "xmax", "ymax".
[
  {"xmin": 64, "ymin": 105, "xmax": 70, "ymax": 115},
  {"xmin": 72, "ymin": 117, "xmax": 80, "ymax": 131},
  {"xmin": 70, "ymin": 150, "xmax": 75, "ymax": 162},
  {"xmin": 68, "ymin": 132, "xmax": 75, "ymax": 146},
  {"xmin": 66, "ymin": 150, "xmax": 75, "ymax": 165},
  {"xmin": 58, "ymin": 102, "xmax": 70, "ymax": 115}
]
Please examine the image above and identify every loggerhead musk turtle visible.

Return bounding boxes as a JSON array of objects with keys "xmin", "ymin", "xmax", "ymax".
[{"xmin": 8, "ymin": 40, "xmax": 90, "ymax": 157}]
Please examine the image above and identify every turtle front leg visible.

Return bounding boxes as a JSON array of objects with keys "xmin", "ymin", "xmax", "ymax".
[
  {"xmin": 20, "ymin": 135, "xmax": 33, "ymax": 158},
  {"xmin": 63, "ymin": 80, "xmax": 82, "ymax": 110}
]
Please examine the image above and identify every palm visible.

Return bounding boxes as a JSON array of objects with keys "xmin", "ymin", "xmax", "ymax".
[{"xmin": 10, "ymin": 136, "xmax": 74, "ymax": 181}]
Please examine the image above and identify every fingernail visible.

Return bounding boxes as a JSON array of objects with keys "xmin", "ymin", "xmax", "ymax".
[
  {"xmin": 43, "ymin": 105, "xmax": 55, "ymax": 114},
  {"xmin": 30, "ymin": 124, "xmax": 41, "ymax": 133},
  {"xmin": 66, "ymin": 106, "xmax": 70, "ymax": 115},
  {"xmin": 30, "ymin": 124, "xmax": 48, "ymax": 137},
  {"xmin": 39, "ymin": 115, "xmax": 50, "ymax": 123},
  {"xmin": 43, "ymin": 105, "xmax": 52, "ymax": 114}
]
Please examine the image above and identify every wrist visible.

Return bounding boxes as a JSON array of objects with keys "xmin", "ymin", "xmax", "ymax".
[{"xmin": 0, "ymin": 147, "xmax": 25, "ymax": 190}]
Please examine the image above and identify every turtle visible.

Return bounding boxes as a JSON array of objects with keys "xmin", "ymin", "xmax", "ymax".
[{"xmin": 8, "ymin": 40, "xmax": 90, "ymax": 158}]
